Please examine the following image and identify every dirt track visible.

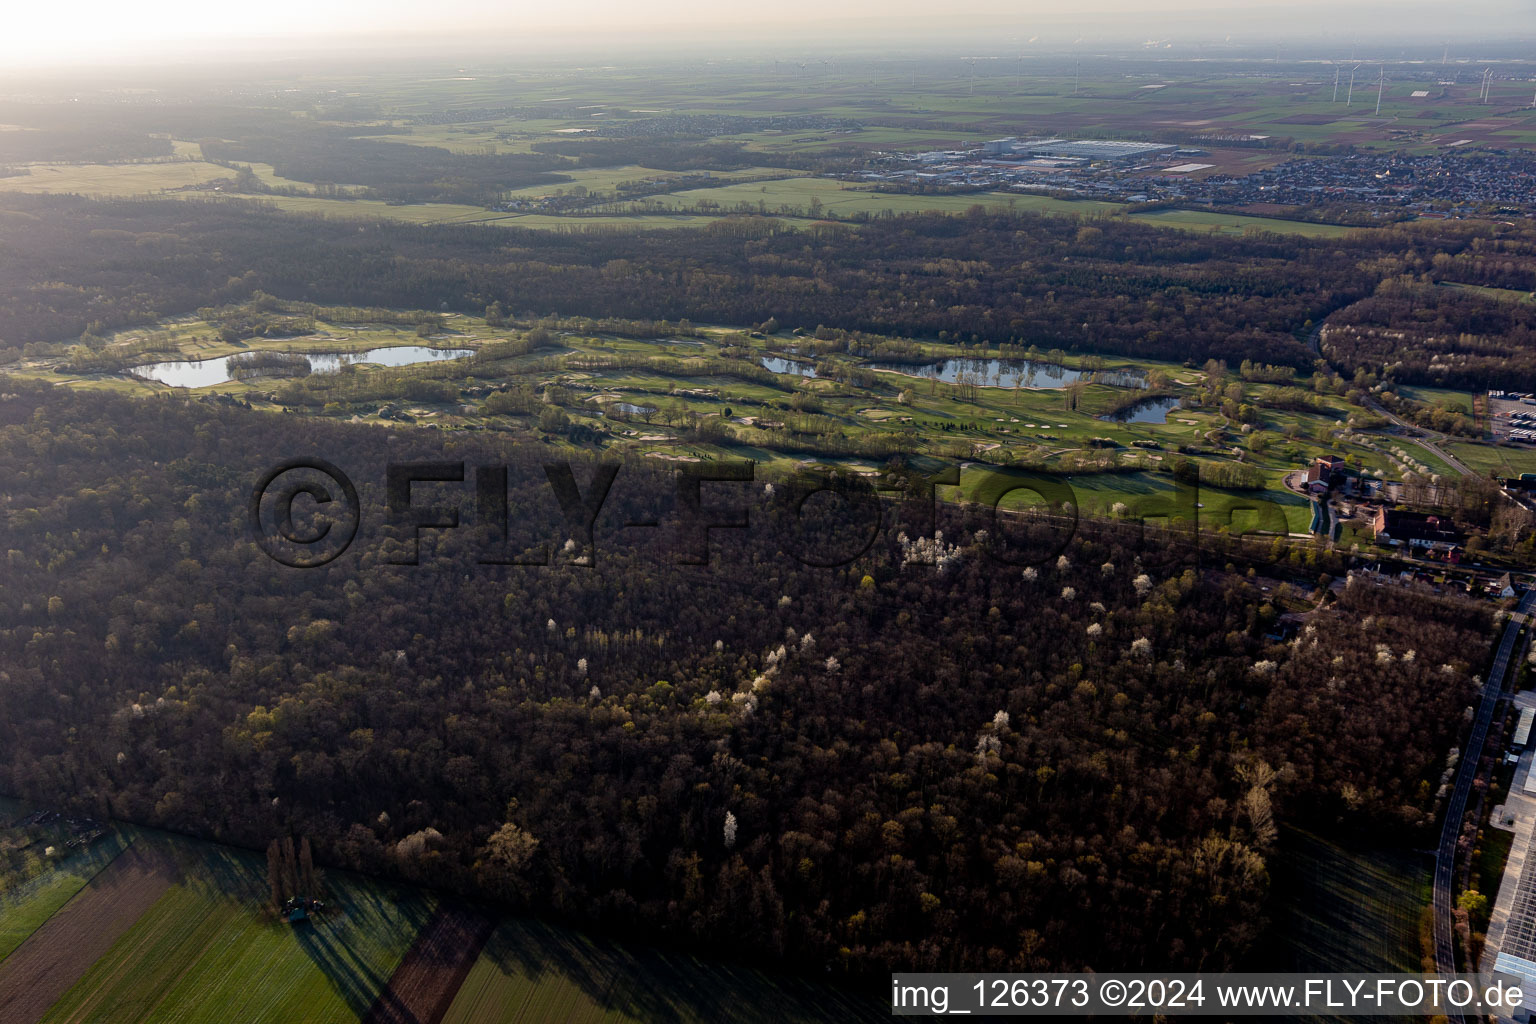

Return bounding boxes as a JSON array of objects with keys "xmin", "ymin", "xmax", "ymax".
[
  {"xmin": 0, "ymin": 842, "xmax": 181, "ymax": 1024},
  {"xmin": 362, "ymin": 904, "xmax": 495, "ymax": 1024}
]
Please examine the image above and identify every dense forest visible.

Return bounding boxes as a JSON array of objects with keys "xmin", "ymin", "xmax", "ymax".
[
  {"xmin": 0, "ymin": 378, "xmax": 1494, "ymax": 973},
  {"xmin": 1326, "ymin": 276, "xmax": 1536, "ymax": 390},
  {"xmin": 201, "ymin": 134, "xmax": 570, "ymax": 205},
  {"xmin": 0, "ymin": 192, "xmax": 1464, "ymax": 368}
]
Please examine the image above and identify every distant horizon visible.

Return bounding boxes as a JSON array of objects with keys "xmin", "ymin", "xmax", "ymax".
[{"xmin": 5, "ymin": 1, "xmax": 1536, "ymax": 73}]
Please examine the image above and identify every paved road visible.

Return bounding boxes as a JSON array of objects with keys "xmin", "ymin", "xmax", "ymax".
[
  {"xmin": 1308, "ymin": 319, "xmax": 1473, "ymax": 476},
  {"xmin": 1435, "ymin": 588, "xmax": 1536, "ymax": 990},
  {"xmin": 1363, "ymin": 396, "xmax": 1474, "ymax": 476}
]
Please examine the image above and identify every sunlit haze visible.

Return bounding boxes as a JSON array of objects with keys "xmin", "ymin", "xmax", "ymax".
[{"xmin": 6, "ymin": 0, "xmax": 1536, "ymax": 68}]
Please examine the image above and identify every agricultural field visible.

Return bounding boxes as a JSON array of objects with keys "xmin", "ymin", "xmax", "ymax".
[
  {"xmin": 327, "ymin": 62, "xmax": 1536, "ymax": 157},
  {"xmin": 0, "ymin": 806, "xmax": 879, "ymax": 1024},
  {"xmin": 0, "ymin": 160, "xmax": 230, "ymax": 197},
  {"xmin": 499, "ymin": 164, "xmax": 806, "ymax": 201},
  {"xmin": 1443, "ymin": 441, "xmax": 1536, "ymax": 478},
  {"xmin": 1124, "ymin": 208, "xmax": 1361, "ymax": 238},
  {"xmin": 442, "ymin": 918, "xmax": 885, "ymax": 1024},
  {"xmin": 1259, "ymin": 827, "xmax": 1431, "ymax": 978},
  {"xmin": 3, "ymin": 60, "xmax": 1488, "ymax": 237},
  {"xmin": 609, "ymin": 176, "xmax": 1116, "ymax": 219},
  {"xmin": 0, "ymin": 803, "xmax": 132, "ymax": 965},
  {"xmin": 31, "ymin": 838, "xmax": 435, "ymax": 1024}
]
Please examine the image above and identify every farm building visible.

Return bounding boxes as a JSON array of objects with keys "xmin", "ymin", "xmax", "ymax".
[{"xmin": 1371, "ymin": 508, "xmax": 1465, "ymax": 554}]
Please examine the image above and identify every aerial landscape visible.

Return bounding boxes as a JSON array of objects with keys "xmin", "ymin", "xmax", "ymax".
[{"xmin": 11, "ymin": 0, "xmax": 1536, "ymax": 1020}]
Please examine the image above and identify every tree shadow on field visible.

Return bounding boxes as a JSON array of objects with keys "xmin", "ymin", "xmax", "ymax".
[
  {"xmin": 474, "ymin": 916, "xmax": 886, "ymax": 1024},
  {"xmin": 297, "ymin": 918, "xmax": 397, "ymax": 1020}
]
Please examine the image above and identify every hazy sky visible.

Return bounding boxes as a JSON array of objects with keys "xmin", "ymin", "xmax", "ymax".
[{"xmin": 6, "ymin": 0, "xmax": 1535, "ymax": 67}]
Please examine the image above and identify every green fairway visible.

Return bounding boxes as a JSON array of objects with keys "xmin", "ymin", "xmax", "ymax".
[
  {"xmin": 8, "ymin": 302, "xmax": 1494, "ymax": 528},
  {"xmin": 1396, "ymin": 384, "xmax": 1474, "ymax": 414}
]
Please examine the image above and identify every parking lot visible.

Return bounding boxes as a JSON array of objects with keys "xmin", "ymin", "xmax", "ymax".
[{"xmin": 1490, "ymin": 391, "xmax": 1536, "ymax": 443}]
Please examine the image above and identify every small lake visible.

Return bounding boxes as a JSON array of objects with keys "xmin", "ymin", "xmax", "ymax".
[
  {"xmin": 867, "ymin": 357, "xmax": 1144, "ymax": 389},
  {"xmin": 129, "ymin": 346, "xmax": 475, "ymax": 388},
  {"xmin": 1101, "ymin": 396, "xmax": 1182, "ymax": 424},
  {"xmin": 761, "ymin": 356, "xmax": 818, "ymax": 378},
  {"xmin": 610, "ymin": 402, "xmax": 658, "ymax": 416}
]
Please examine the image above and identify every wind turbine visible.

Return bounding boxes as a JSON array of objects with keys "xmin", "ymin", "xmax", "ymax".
[
  {"xmin": 1074, "ymin": 60, "xmax": 1081, "ymax": 96},
  {"xmin": 1375, "ymin": 66, "xmax": 1385, "ymax": 116},
  {"xmin": 967, "ymin": 57, "xmax": 977, "ymax": 95},
  {"xmin": 1333, "ymin": 63, "xmax": 1341, "ymax": 103},
  {"xmin": 1346, "ymin": 64, "xmax": 1361, "ymax": 105}
]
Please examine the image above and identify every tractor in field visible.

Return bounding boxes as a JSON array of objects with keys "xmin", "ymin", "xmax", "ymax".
[{"xmin": 282, "ymin": 895, "xmax": 324, "ymax": 924}]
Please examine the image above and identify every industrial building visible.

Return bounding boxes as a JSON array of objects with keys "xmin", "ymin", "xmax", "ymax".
[{"xmin": 981, "ymin": 137, "xmax": 1176, "ymax": 162}]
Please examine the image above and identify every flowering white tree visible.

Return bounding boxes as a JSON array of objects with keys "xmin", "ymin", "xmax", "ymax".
[
  {"xmin": 1133, "ymin": 574, "xmax": 1153, "ymax": 596},
  {"xmin": 723, "ymin": 810, "xmax": 738, "ymax": 849}
]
